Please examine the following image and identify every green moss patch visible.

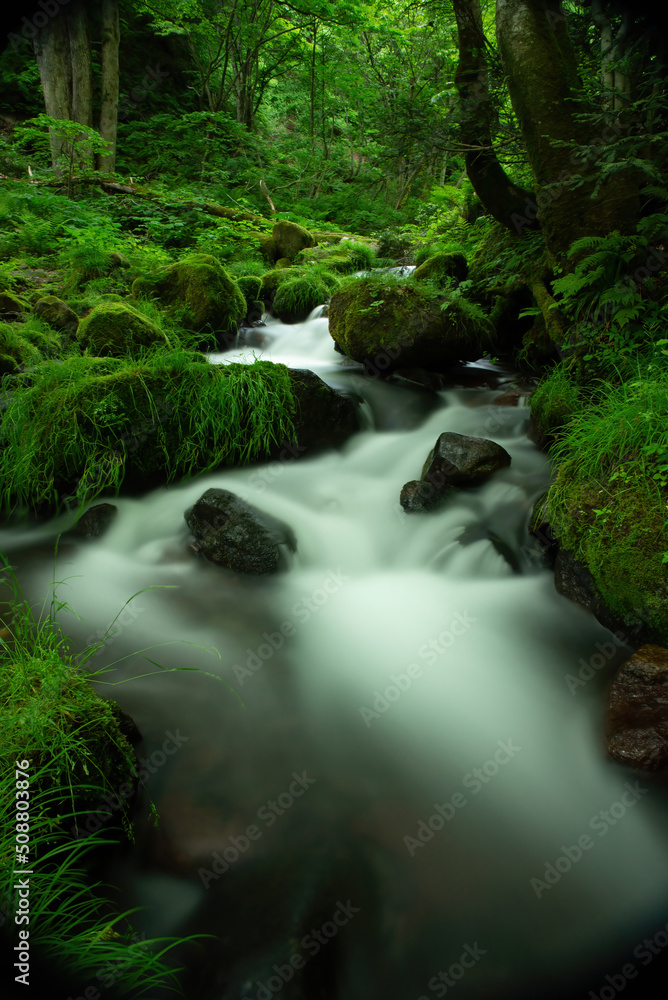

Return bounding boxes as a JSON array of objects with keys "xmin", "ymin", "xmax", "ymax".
[
  {"xmin": 272, "ymin": 220, "xmax": 315, "ymax": 261},
  {"xmin": 413, "ymin": 251, "xmax": 468, "ymax": 286},
  {"xmin": 546, "ymin": 369, "xmax": 668, "ymax": 642},
  {"xmin": 77, "ymin": 302, "xmax": 169, "ymax": 358},
  {"xmin": 272, "ymin": 275, "xmax": 330, "ymax": 323},
  {"xmin": 0, "ymin": 351, "xmax": 298, "ymax": 516},
  {"xmin": 328, "ymin": 273, "xmax": 493, "ymax": 370},
  {"xmin": 0, "ymin": 319, "xmax": 63, "ymax": 375},
  {"xmin": 133, "ymin": 253, "xmax": 246, "ymax": 342}
]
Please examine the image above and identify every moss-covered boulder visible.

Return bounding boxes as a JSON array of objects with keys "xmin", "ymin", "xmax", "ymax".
[
  {"xmin": 0, "ymin": 320, "xmax": 62, "ymax": 375},
  {"xmin": 0, "ymin": 290, "xmax": 29, "ymax": 315},
  {"xmin": 237, "ymin": 275, "xmax": 263, "ymax": 303},
  {"xmin": 272, "ymin": 221, "xmax": 315, "ymax": 262},
  {"xmin": 33, "ymin": 294, "xmax": 79, "ymax": 333},
  {"xmin": 260, "ymin": 266, "xmax": 295, "ymax": 301},
  {"xmin": 272, "ymin": 275, "xmax": 329, "ymax": 323},
  {"xmin": 77, "ymin": 302, "xmax": 168, "ymax": 357},
  {"xmin": 295, "ymin": 239, "xmax": 375, "ymax": 273},
  {"xmin": 254, "ymin": 231, "xmax": 278, "ymax": 263},
  {"xmin": 412, "ymin": 251, "xmax": 468, "ymax": 286},
  {"xmin": 328, "ymin": 275, "xmax": 493, "ymax": 372},
  {"xmin": 133, "ymin": 254, "xmax": 246, "ymax": 346}
]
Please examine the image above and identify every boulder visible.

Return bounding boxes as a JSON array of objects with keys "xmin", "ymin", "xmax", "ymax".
[
  {"xmin": 34, "ymin": 294, "xmax": 79, "ymax": 333},
  {"xmin": 329, "ymin": 275, "xmax": 492, "ymax": 371},
  {"xmin": 77, "ymin": 302, "xmax": 168, "ymax": 357},
  {"xmin": 70, "ymin": 502, "xmax": 118, "ymax": 539},
  {"xmin": 0, "ymin": 290, "xmax": 29, "ymax": 315},
  {"xmin": 133, "ymin": 254, "xmax": 246, "ymax": 346},
  {"xmin": 272, "ymin": 221, "xmax": 315, "ymax": 262},
  {"xmin": 401, "ymin": 432, "xmax": 511, "ymax": 513},
  {"xmin": 185, "ymin": 488, "xmax": 295, "ymax": 574},
  {"xmin": 605, "ymin": 645, "xmax": 668, "ymax": 771},
  {"xmin": 288, "ymin": 368, "xmax": 360, "ymax": 452}
]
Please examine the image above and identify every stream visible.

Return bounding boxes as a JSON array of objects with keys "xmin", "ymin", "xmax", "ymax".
[{"xmin": 3, "ymin": 308, "xmax": 668, "ymax": 999}]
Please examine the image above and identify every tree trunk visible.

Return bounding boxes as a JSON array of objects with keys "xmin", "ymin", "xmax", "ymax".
[
  {"xmin": 452, "ymin": 0, "xmax": 539, "ymax": 232},
  {"xmin": 33, "ymin": 12, "xmax": 72, "ymax": 171},
  {"xmin": 496, "ymin": 0, "xmax": 639, "ymax": 261},
  {"xmin": 99, "ymin": 0, "xmax": 120, "ymax": 173},
  {"xmin": 67, "ymin": 0, "xmax": 93, "ymax": 169}
]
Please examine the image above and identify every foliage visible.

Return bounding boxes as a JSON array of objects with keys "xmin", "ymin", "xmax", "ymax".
[{"xmin": 551, "ymin": 218, "xmax": 668, "ymax": 367}]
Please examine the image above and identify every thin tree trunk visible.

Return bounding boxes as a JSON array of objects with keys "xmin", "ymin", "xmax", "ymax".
[
  {"xmin": 452, "ymin": 0, "xmax": 539, "ymax": 233},
  {"xmin": 33, "ymin": 11, "xmax": 72, "ymax": 172},
  {"xmin": 99, "ymin": 0, "xmax": 120, "ymax": 173},
  {"xmin": 67, "ymin": 0, "xmax": 93, "ymax": 169}
]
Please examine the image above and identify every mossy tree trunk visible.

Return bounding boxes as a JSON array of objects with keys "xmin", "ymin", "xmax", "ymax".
[
  {"xmin": 98, "ymin": 0, "xmax": 120, "ymax": 173},
  {"xmin": 495, "ymin": 0, "xmax": 639, "ymax": 262},
  {"xmin": 68, "ymin": 0, "xmax": 94, "ymax": 170},
  {"xmin": 452, "ymin": 0, "xmax": 539, "ymax": 233}
]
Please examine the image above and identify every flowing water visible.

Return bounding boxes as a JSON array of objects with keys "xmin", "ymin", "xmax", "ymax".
[{"xmin": 4, "ymin": 309, "xmax": 668, "ymax": 999}]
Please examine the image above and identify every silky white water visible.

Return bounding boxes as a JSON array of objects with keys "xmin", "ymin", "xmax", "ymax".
[{"xmin": 4, "ymin": 310, "xmax": 668, "ymax": 998}]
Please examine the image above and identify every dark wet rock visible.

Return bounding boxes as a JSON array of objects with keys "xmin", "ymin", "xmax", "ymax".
[
  {"xmin": 185, "ymin": 488, "xmax": 295, "ymax": 574},
  {"xmin": 605, "ymin": 645, "xmax": 668, "ymax": 771},
  {"xmin": 494, "ymin": 388, "xmax": 531, "ymax": 406},
  {"xmin": 400, "ymin": 479, "xmax": 454, "ymax": 513},
  {"xmin": 401, "ymin": 432, "xmax": 511, "ymax": 513},
  {"xmin": 288, "ymin": 368, "xmax": 359, "ymax": 453},
  {"xmin": 70, "ymin": 503, "xmax": 119, "ymax": 539},
  {"xmin": 34, "ymin": 294, "xmax": 79, "ymax": 333},
  {"xmin": 553, "ymin": 547, "xmax": 658, "ymax": 646}
]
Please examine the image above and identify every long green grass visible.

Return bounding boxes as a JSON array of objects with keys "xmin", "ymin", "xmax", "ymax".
[
  {"xmin": 0, "ymin": 557, "xmax": 202, "ymax": 995},
  {"xmin": 0, "ymin": 350, "xmax": 298, "ymax": 515}
]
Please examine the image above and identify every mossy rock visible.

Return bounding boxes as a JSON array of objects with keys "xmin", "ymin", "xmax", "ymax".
[
  {"xmin": 133, "ymin": 254, "xmax": 246, "ymax": 345},
  {"xmin": 260, "ymin": 267, "xmax": 295, "ymax": 300},
  {"xmin": 77, "ymin": 302, "xmax": 168, "ymax": 358},
  {"xmin": 255, "ymin": 232, "xmax": 278, "ymax": 263},
  {"xmin": 33, "ymin": 294, "xmax": 79, "ymax": 333},
  {"xmin": 412, "ymin": 251, "xmax": 468, "ymax": 285},
  {"xmin": 295, "ymin": 240, "xmax": 375, "ymax": 273},
  {"xmin": 328, "ymin": 276, "xmax": 493, "ymax": 371},
  {"xmin": 272, "ymin": 276, "xmax": 329, "ymax": 324},
  {"xmin": 237, "ymin": 275, "xmax": 263, "ymax": 303},
  {"xmin": 0, "ymin": 290, "xmax": 29, "ymax": 314},
  {"xmin": 0, "ymin": 638, "xmax": 138, "ymax": 832},
  {"xmin": 272, "ymin": 221, "xmax": 315, "ymax": 262},
  {"xmin": 0, "ymin": 320, "xmax": 63, "ymax": 375}
]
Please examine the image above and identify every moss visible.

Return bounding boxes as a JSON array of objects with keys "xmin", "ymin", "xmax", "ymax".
[
  {"xmin": 548, "ymin": 477, "xmax": 668, "ymax": 642},
  {"xmin": 33, "ymin": 294, "xmax": 79, "ymax": 332},
  {"xmin": 237, "ymin": 275, "xmax": 263, "ymax": 303},
  {"xmin": 132, "ymin": 253, "xmax": 246, "ymax": 343},
  {"xmin": 295, "ymin": 240, "xmax": 376, "ymax": 273},
  {"xmin": 272, "ymin": 275, "xmax": 329, "ymax": 323},
  {"xmin": 260, "ymin": 266, "xmax": 295, "ymax": 299},
  {"xmin": 272, "ymin": 221, "xmax": 315, "ymax": 261},
  {"xmin": 0, "ymin": 319, "xmax": 63, "ymax": 375},
  {"xmin": 0, "ymin": 290, "xmax": 29, "ymax": 313},
  {"xmin": 413, "ymin": 251, "xmax": 468, "ymax": 286},
  {"xmin": 529, "ymin": 361, "xmax": 580, "ymax": 439},
  {"xmin": 255, "ymin": 232, "xmax": 278, "ymax": 263},
  {"xmin": 0, "ymin": 352, "xmax": 299, "ymax": 515},
  {"xmin": 77, "ymin": 302, "xmax": 168, "ymax": 358},
  {"xmin": 328, "ymin": 274, "xmax": 493, "ymax": 370}
]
